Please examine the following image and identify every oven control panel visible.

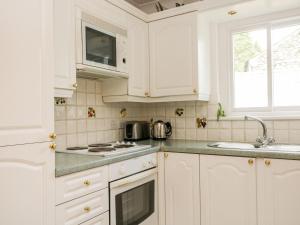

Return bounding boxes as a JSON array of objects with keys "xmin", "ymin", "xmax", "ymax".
[{"xmin": 109, "ymin": 153, "xmax": 157, "ymax": 181}]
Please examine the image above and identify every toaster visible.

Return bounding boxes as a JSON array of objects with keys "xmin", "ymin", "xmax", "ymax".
[{"xmin": 124, "ymin": 121, "xmax": 150, "ymax": 141}]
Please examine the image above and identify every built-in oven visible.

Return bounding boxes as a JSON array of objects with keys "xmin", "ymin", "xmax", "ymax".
[
  {"xmin": 77, "ymin": 11, "xmax": 128, "ymax": 76},
  {"xmin": 110, "ymin": 168, "xmax": 158, "ymax": 225}
]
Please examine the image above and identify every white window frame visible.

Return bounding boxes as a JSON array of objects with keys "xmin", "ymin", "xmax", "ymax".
[{"xmin": 218, "ymin": 11, "xmax": 300, "ymax": 119}]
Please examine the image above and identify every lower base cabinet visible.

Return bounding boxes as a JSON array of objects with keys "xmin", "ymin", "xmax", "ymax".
[
  {"xmin": 160, "ymin": 152, "xmax": 200, "ymax": 225},
  {"xmin": 200, "ymin": 155, "xmax": 257, "ymax": 225},
  {"xmin": 258, "ymin": 158, "xmax": 300, "ymax": 225},
  {"xmin": 55, "ymin": 166, "xmax": 109, "ymax": 225},
  {"xmin": 56, "ymin": 189, "xmax": 108, "ymax": 225},
  {"xmin": 0, "ymin": 143, "xmax": 55, "ymax": 225},
  {"xmin": 79, "ymin": 212, "xmax": 109, "ymax": 225},
  {"xmin": 160, "ymin": 153, "xmax": 300, "ymax": 225}
]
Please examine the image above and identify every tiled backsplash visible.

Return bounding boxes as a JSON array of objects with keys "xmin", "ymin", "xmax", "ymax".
[
  {"xmin": 54, "ymin": 78, "xmax": 147, "ymax": 150},
  {"xmin": 55, "ymin": 78, "xmax": 300, "ymax": 150},
  {"xmin": 146, "ymin": 102, "xmax": 300, "ymax": 144}
]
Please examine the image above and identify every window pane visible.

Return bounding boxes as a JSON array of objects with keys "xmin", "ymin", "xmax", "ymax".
[
  {"xmin": 232, "ymin": 29, "xmax": 268, "ymax": 108},
  {"xmin": 272, "ymin": 24, "xmax": 300, "ymax": 107}
]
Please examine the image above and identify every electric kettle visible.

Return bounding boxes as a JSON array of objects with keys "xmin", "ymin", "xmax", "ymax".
[{"xmin": 151, "ymin": 120, "xmax": 172, "ymax": 140}]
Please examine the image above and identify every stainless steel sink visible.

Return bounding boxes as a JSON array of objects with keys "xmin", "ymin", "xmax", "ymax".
[
  {"xmin": 207, "ymin": 142, "xmax": 256, "ymax": 150},
  {"xmin": 208, "ymin": 142, "xmax": 300, "ymax": 152},
  {"xmin": 264, "ymin": 145, "xmax": 300, "ymax": 152}
]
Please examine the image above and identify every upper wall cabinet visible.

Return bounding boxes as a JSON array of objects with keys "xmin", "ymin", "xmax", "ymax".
[
  {"xmin": 127, "ymin": 14, "xmax": 150, "ymax": 98},
  {"xmin": 0, "ymin": 0, "xmax": 54, "ymax": 146},
  {"xmin": 102, "ymin": 14, "xmax": 150, "ymax": 102},
  {"xmin": 54, "ymin": 0, "xmax": 76, "ymax": 97},
  {"xmin": 149, "ymin": 12, "xmax": 210, "ymax": 101}
]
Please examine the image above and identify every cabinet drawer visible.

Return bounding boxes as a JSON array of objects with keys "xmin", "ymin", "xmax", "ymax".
[
  {"xmin": 81, "ymin": 212, "xmax": 109, "ymax": 225},
  {"xmin": 56, "ymin": 166, "xmax": 108, "ymax": 204},
  {"xmin": 56, "ymin": 189, "xmax": 109, "ymax": 225}
]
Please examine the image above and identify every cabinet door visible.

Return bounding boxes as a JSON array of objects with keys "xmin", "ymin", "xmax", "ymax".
[
  {"xmin": 149, "ymin": 12, "xmax": 198, "ymax": 97},
  {"xmin": 200, "ymin": 155, "xmax": 256, "ymax": 225},
  {"xmin": 258, "ymin": 158, "xmax": 300, "ymax": 225},
  {"xmin": 0, "ymin": 143, "xmax": 55, "ymax": 225},
  {"xmin": 0, "ymin": 0, "xmax": 54, "ymax": 146},
  {"xmin": 164, "ymin": 153, "xmax": 200, "ymax": 225},
  {"xmin": 54, "ymin": 0, "xmax": 76, "ymax": 97},
  {"xmin": 127, "ymin": 15, "xmax": 149, "ymax": 97},
  {"xmin": 81, "ymin": 212, "xmax": 109, "ymax": 225}
]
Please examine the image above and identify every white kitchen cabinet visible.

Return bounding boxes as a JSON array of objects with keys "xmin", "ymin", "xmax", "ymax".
[
  {"xmin": 0, "ymin": 0, "xmax": 54, "ymax": 146},
  {"xmin": 81, "ymin": 212, "xmax": 109, "ymax": 225},
  {"xmin": 102, "ymin": 14, "xmax": 150, "ymax": 102},
  {"xmin": 163, "ymin": 152, "xmax": 200, "ymax": 225},
  {"xmin": 54, "ymin": 0, "xmax": 76, "ymax": 97},
  {"xmin": 0, "ymin": 143, "xmax": 55, "ymax": 225},
  {"xmin": 149, "ymin": 12, "xmax": 210, "ymax": 100},
  {"xmin": 56, "ymin": 189, "xmax": 109, "ymax": 225},
  {"xmin": 56, "ymin": 166, "xmax": 108, "ymax": 205},
  {"xmin": 127, "ymin": 14, "xmax": 149, "ymax": 97},
  {"xmin": 200, "ymin": 155, "xmax": 256, "ymax": 225},
  {"xmin": 257, "ymin": 158, "xmax": 300, "ymax": 225}
]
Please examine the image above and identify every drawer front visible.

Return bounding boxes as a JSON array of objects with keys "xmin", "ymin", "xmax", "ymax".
[
  {"xmin": 109, "ymin": 153, "xmax": 157, "ymax": 181},
  {"xmin": 56, "ymin": 189, "xmax": 108, "ymax": 225},
  {"xmin": 81, "ymin": 212, "xmax": 109, "ymax": 225},
  {"xmin": 56, "ymin": 166, "xmax": 108, "ymax": 204}
]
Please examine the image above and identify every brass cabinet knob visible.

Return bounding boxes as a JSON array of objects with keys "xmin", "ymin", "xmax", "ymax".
[
  {"xmin": 84, "ymin": 180, "xmax": 91, "ymax": 186},
  {"xmin": 49, "ymin": 132, "xmax": 56, "ymax": 140},
  {"xmin": 145, "ymin": 92, "xmax": 149, "ymax": 97},
  {"xmin": 73, "ymin": 83, "xmax": 78, "ymax": 88},
  {"xmin": 265, "ymin": 160, "xmax": 271, "ymax": 166},
  {"xmin": 248, "ymin": 159, "xmax": 254, "ymax": 166},
  {"xmin": 193, "ymin": 89, "xmax": 197, "ymax": 94},
  {"xmin": 84, "ymin": 207, "xmax": 91, "ymax": 213},
  {"xmin": 164, "ymin": 152, "xmax": 168, "ymax": 158},
  {"xmin": 49, "ymin": 143, "xmax": 56, "ymax": 151}
]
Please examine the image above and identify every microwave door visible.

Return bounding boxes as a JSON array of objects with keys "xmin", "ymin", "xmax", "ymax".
[{"xmin": 82, "ymin": 22, "xmax": 117, "ymax": 70}]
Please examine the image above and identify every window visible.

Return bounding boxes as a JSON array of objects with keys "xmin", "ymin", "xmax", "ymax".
[{"xmin": 231, "ymin": 21, "xmax": 300, "ymax": 112}]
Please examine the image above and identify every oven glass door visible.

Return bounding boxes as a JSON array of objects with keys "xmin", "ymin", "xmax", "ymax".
[
  {"xmin": 116, "ymin": 180, "xmax": 154, "ymax": 225},
  {"xmin": 82, "ymin": 22, "xmax": 116, "ymax": 69},
  {"xmin": 110, "ymin": 169, "xmax": 158, "ymax": 225}
]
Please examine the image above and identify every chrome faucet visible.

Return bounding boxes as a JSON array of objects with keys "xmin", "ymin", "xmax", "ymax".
[{"xmin": 244, "ymin": 115, "xmax": 275, "ymax": 147}]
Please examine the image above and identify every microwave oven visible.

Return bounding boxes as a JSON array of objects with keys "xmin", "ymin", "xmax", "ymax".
[{"xmin": 77, "ymin": 12, "xmax": 128, "ymax": 77}]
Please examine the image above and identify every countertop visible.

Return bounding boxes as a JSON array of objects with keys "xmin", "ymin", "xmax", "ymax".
[
  {"xmin": 55, "ymin": 145, "xmax": 160, "ymax": 177},
  {"xmin": 56, "ymin": 139, "xmax": 300, "ymax": 177},
  {"xmin": 139, "ymin": 139, "xmax": 300, "ymax": 160}
]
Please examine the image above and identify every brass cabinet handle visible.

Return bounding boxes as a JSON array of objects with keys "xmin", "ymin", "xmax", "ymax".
[
  {"xmin": 164, "ymin": 153, "xmax": 168, "ymax": 158},
  {"xmin": 248, "ymin": 159, "xmax": 254, "ymax": 166},
  {"xmin": 73, "ymin": 83, "xmax": 78, "ymax": 88},
  {"xmin": 84, "ymin": 180, "xmax": 91, "ymax": 186},
  {"xmin": 84, "ymin": 207, "xmax": 91, "ymax": 213},
  {"xmin": 193, "ymin": 89, "xmax": 197, "ymax": 94},
  {"xmin": 49, "ymin": 143, "xmax": 56, "ymax": 151},
  {"xmin": 265, "ymin": 160, "xmax": 271, "ymax": 166},
  {"xmin": 145, "ymin": 92, "xmax": 150, "ymax": 97},
  {"xmin": 49, "ymin": 132, "xmax": 56, "ymax": 140}
]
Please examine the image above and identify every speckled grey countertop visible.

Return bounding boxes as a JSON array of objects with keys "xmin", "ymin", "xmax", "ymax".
[
  {"xmin": 55, "ymin": 146, "xmax": 159, "ymax": 177},
  {"xmin": 56, "ymin": 139, "xmax": 300, "ymax": 177},
  {"xmin": 139, "ymin": 139, "xmax": 300, "ymax": 160}
]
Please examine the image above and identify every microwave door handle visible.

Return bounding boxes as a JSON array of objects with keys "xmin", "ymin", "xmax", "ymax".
[{"xmin": 110, "ymin": 168, "xmax": 157, "ymax": 189}]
